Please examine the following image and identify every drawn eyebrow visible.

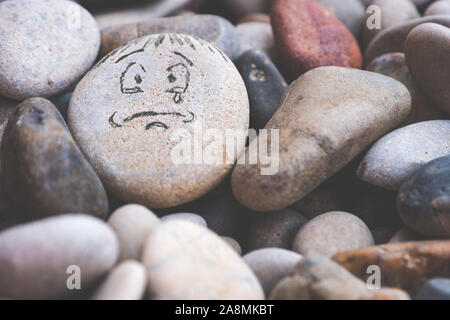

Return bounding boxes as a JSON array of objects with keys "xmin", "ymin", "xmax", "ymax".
[
  {"xmin": 174, "ymin": 51, "xmax": 194, "ymax": 66},
  {"xmin": 114, "ymin": 37, "xmax": 156, "ymax": 64}
]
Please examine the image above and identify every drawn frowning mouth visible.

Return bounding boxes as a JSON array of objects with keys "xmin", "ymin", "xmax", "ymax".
[{"xmin": 109, "ymin": 110, "xmax": 196, "ymax": 130}]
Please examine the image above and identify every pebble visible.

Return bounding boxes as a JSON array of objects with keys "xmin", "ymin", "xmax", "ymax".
[
  {"xmin": 247, "ymin": 209, "xmax": 307, "ymax": 252},
  {"xmin": 292, "ymin": 211, "xmax": 374, "ymax": 257},
  {"xmin": 99, "ymin": 14, "xmax": 240, "ymax": 60},
  {"xmin": 222, "ymin": 236, "xmax": 242, "ymax": 255},
  {"xmin": 141, "ymin": 220, "xmax": 264, "ymax": 299},
  {"xmin": 108, "ymin": 204, "xmax": 160, "ymax": 262},
  {"xmin": 357, "ymin": 121, "xmax": 450, "ymax": 191},
  {"xmin": 270, "ymin": 253, "xmax": 410, "ymax": 300},
  {"xmin": 332, "ymin": 240, "xmax": 450, "ymax": 294},
  {"xmin": 238, "ymin": 13, "xmax": 271, "ymax": 24},
  {"xmin": 0, "ymin": 97, "xmax": 17, "ymax": 149},
  {"xmin": 271, "ymin": 0, "xmax": 362, "ymax": 81},
  {"xmin": 425, "ymin": 0, "xmax": 450, "ymax": 15},
  {"xmin": 68, "ymin": 33, "xmax": 249, "ymax": 209},
  {"xmin": 243, "ymin": 248, "xmax": 302, "ymax": 296},
  {"xmin": 364, "ymin": 15, "xmax": 450, "ymax": 64},
  {"xmin": 415, "ymin": 278, "xmax": 450, "ymax": 300},
  {"xmin": 92, "ymin": 260, "xmax": 147, "ymax": 300},
  {"xmin": 231, "ymin": 66, "xmax": 411, "ymax": 212},
  {"xmin": 161, "ymin": 212, "xmax": 207, "ymax": 227},
  {"xmin": 0, "ymin": 214, "xmax": 118, "ymax": 299},
  {"xmin": 0, "ymin": 0, "xmax": 100, "ymax": 100},
  {"xmin": 397, "ymin": 155, "xmax": 450, "ymax": 237},
  {"xmin": 405, "ymin": 23, "xmax": 450, "ymax": 115},
  {"xmin": 236, "ymin": 22, "xmax": 277, "ymax": 62},
  {"xmin": 236, "ymin": 49, "xmax": 287, "ymax": 129},
  {"xmin": 366, "ymin": 53, "xmax": 443, "ymax": 126},
  {"xmin": 1, "ymin": 98, "xmax": 109, "ymax": 220}
]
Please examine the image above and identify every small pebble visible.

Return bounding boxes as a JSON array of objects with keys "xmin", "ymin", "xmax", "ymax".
[{"xmin": 236, "ymin": 22, "xmax": 277, "ymax": 62}]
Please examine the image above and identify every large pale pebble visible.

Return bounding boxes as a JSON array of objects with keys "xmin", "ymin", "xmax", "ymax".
[{"xmin": 161, "ymin": 212, "xmax": 207, "ymax": 227}]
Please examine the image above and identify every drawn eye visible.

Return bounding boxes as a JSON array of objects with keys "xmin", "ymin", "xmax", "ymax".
[
  {"xmin": 168, "ymin": 74, "xmax": 176, "ymax": 83},
  {"xmin": 120, "ymin": 62, "xmax": 146, "ymax": 94},
  {"xmin": 135, "ymin": 74, "xmax": 142, "ymax": 84}
]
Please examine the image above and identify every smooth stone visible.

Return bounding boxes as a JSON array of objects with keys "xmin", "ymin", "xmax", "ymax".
[
  {"xmin": 358, "ymin": 121, "xmax": 450, "ymax": 191},
  {"xmin": 99, "ymin": 14, "xmax": 240, "ymax": 61},
  {"xmin": 237, "ymin": 50, "xmax": 287, "ymax": 130},
  {"xmin": 222, "ymin": 236, "xmax": 242, "ymax": 255},
  {"xmin": 0, "ymin": 0, "xmax": 100, "ymax": 100},
  {"xmin": 232, "ymin": 66, "xmax": 411, "ymax": 212},
  {"xmin": 1, "ymin": 98, "xmax": 109, "ymax": 220},
  {"xmin": 108, "ymin": 204, "xmax": 160, "ymax": 262},
  {"xmin": 316, "ymin": 0, "xmax": 366, "ymax": 38},
  {"xmin": 364, "ymin": 15, "xmax": 450, "ymax": 64},
  {"xmin": 142, "ymin": 220, "xmax": 264, "ymax": 299},
  {"xmin": 405, "ymin": 23, "xmax": 450, "ymax": 115},
  {"xmin": 223, "ymin": 0, "xmax": 272, "ymax": 19},
  {"xmin": 397, "ymin": 155, "xmax": 450, "ymax": 237},
  {"xmin": 161, "ymin": 212, "xmax": 207, "ymax": 227},
  {"xmin": 415, "ymin": 278, "xmax": 450, "ymax": 300},
  {"xmin": 247, "ymin": 209, "xmax": 307, "ymax": 252},
  {"xmin": 332, "ymin": 241, "xmax": 450, "ymax": 294},
  {"xmin": 69, "ymin": 33, "xmax": 249, "ymax": 208},
  {"xmin": 425, "ymin": 0, "xmax": 450, "ymax": 15},
  {"xmin": 271, "ymin": 0, "xmax": 362, "ymax": 81},
  {"xmin": 238, "ymin": 13, "xmax": 271, "ymax": 24},
  {"xmin": 389, "ymin": 226, "xmax": 423, "ymax": 243},
  {"xmin": 243, "ymin": 248, "xmax": 302, "ymax": 296},
  {"xmin": 270, "ymin": 253, "xmax": 410, "ymax": 300},
  {"xmin": 92, "ymin": 260, "xmax": 147, "ymax": 300},
  {"xmin": 362, "ymin": 0, "xmax": 419, "ymax": 48},
  {"xmin": 236, "ymin": 22, "xmax": 277, "ymax": 62},
  {"xmin": 0, "ymin": 214, "xmax": 118, "ymax": 299},
  {"xmin": 292, "ymin": 211, "xmax": 374, "ymax": 257}
]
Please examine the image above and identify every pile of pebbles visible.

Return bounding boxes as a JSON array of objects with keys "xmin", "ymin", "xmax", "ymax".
[{"xmin": 0, "ymin": 0, "xmax": 449, "ymax": 300}]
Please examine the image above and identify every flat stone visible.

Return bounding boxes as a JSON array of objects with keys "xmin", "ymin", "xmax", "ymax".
[
  {"xmin": 0, "ymin": 214, "xmax": 118, "ymax": 299},
  {"xmin": 68, "ymin": 33, "xmax": 249, "ymax": 208},
  {"xmin": 236, "ymin": 22, "xmax": 277, "ymax": 62},
  {"xmin": 108, "ymin": 204, "xmax": 160, "ymax": 262},
  {"xmin": 332, "ymin": 240, "xmax": 450, "ymax": 294},
  {"xmin": 0, "ymin": 0, "xmax": 100, "ymax": 100},
  {"xmin": 1, "ymin": 98, "xmax": 109, "ymax": 220},
  {"xmin": 271, "ymin": 0, "xmax": 362, "ymax": 81},
  {"xmin": 161, "ymin": 212, "xmax": 207, "ymax": 227},
  {"xmin": 244, "ymin": 248, "xmax": 302, "ymax": 296},
  {"xmin": 232, "ymin": 66, "xmax": 411, "ymax": 212},
  {"xmin": 236, "ymin": 49, "xmax": 287, "ymax": 130},
  {"xmin": 405, "ymin": 23, "xmax": 450, "ymax": 115},
  {"xmin": 397, "ymin": 155, "xmax": 450, "ymax": 237},
  {"xmin": 92, "ymin": 260, "xmax": 147, "ymax": 300},
  {"xmin": 293, "ymin": 211, "xmax": 374, "ymax": 257},
  {"xmin": 141, "ymin": 220, "xmax": 264, "ymax": 299},
  {"xmin": 415, "ymin": 278, "xmax": 450, "ymax": 300},
  {"xmin": 99, "ymin": 14, "xmax": 240, "ymax": 61},
  {"xmin": 358, "ymin": 121, "xmax": 450, "ymax": 191},
  {"xmin": 425, "ymin": 0, "xmax": 450, "ymax": 15}
]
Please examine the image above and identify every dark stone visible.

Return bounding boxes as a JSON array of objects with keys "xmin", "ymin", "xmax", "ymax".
[
  {"xmin": 1, "ymin": 98, "xmax": 109, "ymax": 220},
  {"xmin": 50, "ymin": 92, "xmax": 72, "ymax": 120},
  {"xmin": 415, "ymin": 278, "xmax": 450, "ymax": 300},
  {"xmin": 237, "ymin": 49, "xmax": 287, "ymax": 130},
  {"xmin": 397, "ymin": 155, "xmax": 450, "ymax": 237}
]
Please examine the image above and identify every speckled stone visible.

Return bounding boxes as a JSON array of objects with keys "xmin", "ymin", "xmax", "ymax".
[
  {"xmin": 141, "ymin": 220, "xmax": 264, "ymax": 299},
  {"xmin": 292, "ymin": 211, "xmax": 374, "ymax": 257},
  {"xmin": 232, "ymin": 67, "xmax": 411, "ymax": 212},
  {"xmin": 1, "ymin": 98, "xmax": 109, "ymax": 220},
  {"xmin": 69, "ymin": 33, "xmax": 249, "ymax": 209},
  {"xmin": 270, "ymin": 253, "xmax": 410, "ymax": 300},
  {"xmin": 236, "ymin": 22, "xmax": 277, "ymax": 62},
  {"xmin": 0, "ymin": 0, "xmax": 100, "ymax": 100},
  {"xmin": 99, "ymin": 14, "xmax": 240, "ymax": 60},
  {"xmin": 92, "ymin": 260, "xmax": 147, "ymax": 300},
  {"xmin": 108, "ymin": 204, "xmax": 160, "ymax": 262},
  {"xmin": 397, "ymin": 155, "xmax": 450, "ymax": 237},
  {"xmin": 405, "ymin": 23, "xmax": 450, "ymax": 115},
  {"xmin": 425, "ymin": 1, "xmax": 450, "ymax": 15},
  {"xmin": 244, "ymin": 248, "xmax": 302, "ymax": 296},
  {"xmin": 161, "ymin": 212, "xmax": 207, "ymax": 227},
  {"xmin": 415, "ymin": 278, "xmax": 450, "ymax": 300},
  {"xmin": 332, "ymin": 241, "xmax": 450, "ymax": 294},
  {"xmin": 222, "ymin": 236, "xmax": 242, "ymax": 255},
  {"xmin": 0, "ymin": 214, "xmax": 118, "ymax": 299}
]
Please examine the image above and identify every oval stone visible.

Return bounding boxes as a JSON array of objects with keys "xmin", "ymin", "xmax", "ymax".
[
  {"xmin": 141, "ymin": 220, "xmax": 264, "ymax": 299},
  {"xmin": 0, "ymin": 214, "xmax": 118, "ymax": 299},
  {"xmin": 232, "ymin": 67, "xmax": 411, "ymax": 212},
  {"xmin": 68, "ymin": 33, "xmax": 249, "ymax": 208},
  {"xmin": 425, "ymin": 1, "xmax": 450, "ymax": 16},
  {"xmin": 0, "ymin": 0, "xmax": 100, "ymax": 100}
]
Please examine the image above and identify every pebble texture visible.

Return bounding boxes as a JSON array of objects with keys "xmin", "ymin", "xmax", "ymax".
[
  {"xmin": 232, "ymin": 67, "xmax": 411, "ymax": 212},
  {"xmin": 271, "ymin": 0, "xmax": 362, "ymax": 81},
  {"xmin": 397, "ymin": 155, "xmax": 450, "ymax": 237},
  {"xmin": 405, "ymin": 23, "xmax": 450, "ymax": 115},
  {"xmin": 292, "ymin": 212, "xmax": 374, "ymax": 257},
  {"xmin": 358, "ymin": 121, "xmax": 450, "ymax": 190},
  {"xmin": 1, "ymin": 98, "xmax": 109, "ymax": 220},
  {"xmin": 142, "ymin": 220, "xmax": 264, "ymax": 299},
  {"xmin": 0, "ymin": 214, "xmax": 118, "ymax": 299},
  {"xmin": 0, "ymin": 0, "xmax": 100, "ymax": 100},
  {"xmin": 69, "ymin": 33, "xmax": 249, "ymax": 208},
  {"xmin": 415, "ymin": 278, "xmax": 450, "ymax": 300}
]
